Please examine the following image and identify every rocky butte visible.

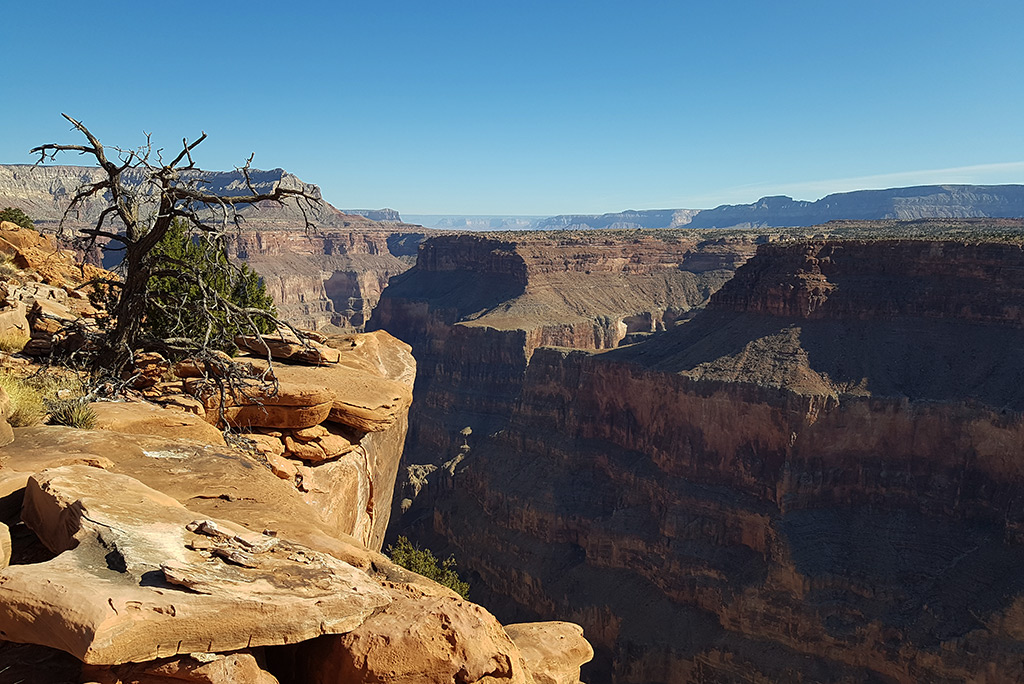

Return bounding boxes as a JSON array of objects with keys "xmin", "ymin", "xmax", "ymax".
[{"xmin": 371, "ymin": 219, "xmax": 1024, "ymax": 683}]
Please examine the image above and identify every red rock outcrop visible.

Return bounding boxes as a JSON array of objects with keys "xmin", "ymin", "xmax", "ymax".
[
  {"xmin": 0, "ymin": 425, "xmax": 593, "ymax": 684},
  {"xmin": 397, "ymin": 235, "xmax": 1024, "ymax": 682}
]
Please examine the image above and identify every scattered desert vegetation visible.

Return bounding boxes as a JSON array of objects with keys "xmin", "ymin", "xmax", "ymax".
[
  {"xmin": 387, "ymin": 536, "xmax": 471, "ymax": 598},
  {"xmin": 47, "ymin": 397, "xmax": 97, "ymax": 429},
  {"xmin": 0, "ymin": 368, "xmax": 89, "ymax": 427}
]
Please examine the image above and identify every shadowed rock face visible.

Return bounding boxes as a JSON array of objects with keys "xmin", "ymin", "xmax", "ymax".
[
  {"xmin": 392, "ymin": 236, "xmax": 1024, "ymax": 683},
  {"xmin": 369, "ymin": 231, "xmax": 762, "ymax": 502}
]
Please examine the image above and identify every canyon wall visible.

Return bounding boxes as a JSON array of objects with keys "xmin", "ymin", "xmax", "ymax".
[
  {"xmin": 382, "ymin": 231, "xmax": 1024, "ymax": 682},
  {"xmin": 224, "ymin": 228, "xmax": 425, "ymax": 330},
  {"xmin": 368, "ymin": 231, "xmax": 763, "ymax": 498}
]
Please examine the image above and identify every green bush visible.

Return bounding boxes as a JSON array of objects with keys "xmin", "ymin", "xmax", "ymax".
[
  {"xmin": 145, "ymin": 219, "xmax": 277, "ymax": 353},
  {"xmin": 386, "ymin": 536, "xmax": 470, "ymax": 598},
  {"xmin": 0, "ymin": 207, "xmax": 34, "ymax": 231}
]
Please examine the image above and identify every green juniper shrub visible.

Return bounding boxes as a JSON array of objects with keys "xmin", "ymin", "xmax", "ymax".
[
  {"xmin": 386, "ymin": 536, "xmax": 470, "ymax": 598},
  {"xmin": 145, "ymin": 219, "xmax": 276, "ymax": 354},
  {"xmin": 0, "ymin": 207, "xmax": 34, "ymax": 231}
]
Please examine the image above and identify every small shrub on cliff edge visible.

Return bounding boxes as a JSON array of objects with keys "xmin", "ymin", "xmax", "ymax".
[
  {"xmin": 387, "ymin": 536, "xmax": 470, "ymax": 598},
  {"xmin": 0, "ymin": 207, "xmax": 34, "ymax": 231}
]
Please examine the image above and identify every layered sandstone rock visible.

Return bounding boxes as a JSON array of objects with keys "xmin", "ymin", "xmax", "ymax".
[
  {"xmin": 1, "ymin": 465, "xmax": 390, "ymax": 664},
  {"xmin": 0, "ymin": 426, "xmax": 592, "ymax": 684},
  {"xmin": 395, "ymin": 233, "xmax": 1024, "ymax": 682},
  {"xmin": 505, "ymin": 622, "xmax": 594, "ymax": 684},
  {"xmin": 277, "ymin": 596, "xmax": 533, "ymax": 684},
  {"xmin": 81, "ymin": 650, "xmax": 280, "ymax": 684}
]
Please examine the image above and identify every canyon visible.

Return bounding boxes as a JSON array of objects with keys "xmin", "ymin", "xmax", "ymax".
[
  {"xmin": 371, "ymin": 220, "xmax": 1024, "ymax": 683},
  {"xmin": 535, "ymin": 185, "xmax": 1024, "ymax": 231},
  {"xmin": 7, "ymin": 163, "xmax": 1024, "ymax": 681},
  {"xmin": 0, "ymin": 219, "xmax": 594, "ymax": 684}
]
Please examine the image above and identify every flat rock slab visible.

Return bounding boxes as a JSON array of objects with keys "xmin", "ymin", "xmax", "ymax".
[
  {"xmin": 235, "ymin": 334, "xmax": 342, "ymax": 366},
  {"xmin": 91, "ymin": 401, "xmax": 226, "ymax": 447},
  {"xmin": 0, "ymin": 466, "xmax": 391, "ymax": 664},
  {"xmin": 0, "ymin": 426, "xmax": 380, "ymax": 566}
]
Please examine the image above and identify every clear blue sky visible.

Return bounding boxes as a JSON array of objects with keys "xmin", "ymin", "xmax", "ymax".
[{"xmin": 2, "ymin": 1, "xmax": 1022, "ymax": 215}]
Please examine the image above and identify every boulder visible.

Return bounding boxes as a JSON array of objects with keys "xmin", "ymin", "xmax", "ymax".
[
  {"xmin": 0, "ymin": 223, "xmax": 81, "ymax": 288},
  {"xmin": 0, "ymin": 386, "xmax": 12, "ymax": 448},
  {"xmin": 91, "ymin": 401, "xmax": 226, "ymax": 447},
  {"xmin": 244, "ymin": 433, "xmax": 286, "ymax": 459},
  {"xmin": 188, "ymin": 379, "xmax": 334, "ymax": 430},
  {"xmin": 283, "ymin": 435, "xmax": 327, "ymax": 462},
  {"xmin": 0, "ymin": 466, "xmax": 391, "ymax": 664},
  {"xmin": 80, "ymin": 650, "xmax": 279, "ymax": 684},
  {"xmin": 281, "ymin": 596, "xmax": 531, "ymax": 684},
  {"xmin": 504, "ymin": 622, "xmax": 594, "ymax": 684},
  {"xmin": 290, "ymin": 425, "xmax": 328, "ymax": 442},
  {"xmin": 250, "ymin": 360, "xmax": 411, "ymax": 433},
  {"xmin": 235, "ymin": 333, "xmax": 342, "ymax": 366},
  {"xmin": 131, "ymin": 352, "xmax": 170, "ymax": 389},
  {"xmin": 266, "ymin": 453, "xmax": 298, "ymax": 481},
  {"xmin": 0, "ymin": 302, "xmax": 30, "ymax": 352},
  {"xmin": 318, "ymin": 427, "xmax": 356, "ymax": 458}
]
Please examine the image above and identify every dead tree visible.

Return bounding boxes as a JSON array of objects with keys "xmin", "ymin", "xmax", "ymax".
[{"xmin": 31, "ymin": 114, "xmax": 320, "ymax": 377}]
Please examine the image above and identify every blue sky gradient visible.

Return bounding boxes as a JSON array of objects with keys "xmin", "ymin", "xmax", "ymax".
[{"xmin": 2, "ymin": 1, "xmax": 1022, "ymax": 214}]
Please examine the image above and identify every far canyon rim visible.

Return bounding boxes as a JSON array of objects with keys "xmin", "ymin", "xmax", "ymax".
[{"xmin": 4, "ymin": 164, "xmax": 1024, "ymax": 682}]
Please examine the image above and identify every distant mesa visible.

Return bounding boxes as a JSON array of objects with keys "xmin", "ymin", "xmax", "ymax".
[
  {"xmin": 342, "ymin": 208, "xmax": 403, "ymax": 223},
  {"xmin": 534, "ymin": 184, "xmax": 1024, "ymax": 231}
]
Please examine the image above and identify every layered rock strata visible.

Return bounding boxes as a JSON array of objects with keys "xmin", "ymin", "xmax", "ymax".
[
  {"xmin": 369, "ymin": 230, "xmax": 772, "ymax": 525},
  {"xmin": 223, "ymin": 228, "xmax": 427, "ymax": 330},
  {"xmin": 412, "ymin": 237, "xmax": 1024, "ymax": 682},
  {"xmin": 534, "ymin": 185, "xmax": 1024, "ymax": 230}
]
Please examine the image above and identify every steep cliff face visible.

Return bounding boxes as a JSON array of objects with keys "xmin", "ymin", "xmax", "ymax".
[
  {"xmin": 416, "ymin": 237, "xmax": 1024, "ymax": 683},
  {"xmin": 224, "ymin": 229, "xmax": 426, "ymax": 330},
  {"xmin": 369, "ymin": 231, "xmax": 761, "ymax": 495}
]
